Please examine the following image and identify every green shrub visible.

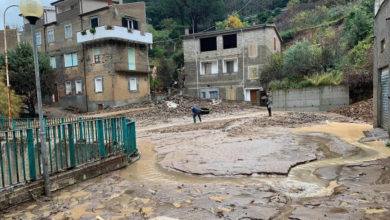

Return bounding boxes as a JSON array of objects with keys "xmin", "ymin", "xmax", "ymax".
[{"xmin": 281, "ymin": 30, "xmax": 294, "ymax": 41}]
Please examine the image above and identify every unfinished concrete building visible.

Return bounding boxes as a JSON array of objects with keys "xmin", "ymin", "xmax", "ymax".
[
  {"xmin": 373, "ymin": 0, "xmax": 390, "ymax": 131},
  {"xmin": 182, "ymin": 25, "xmax": 281, "ymax": 102},
  {"xmin": 22, "ymin": 0, "xmax": 152, "ymax": 111}
]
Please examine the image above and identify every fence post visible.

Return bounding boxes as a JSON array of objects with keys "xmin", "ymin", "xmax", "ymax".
[
  {"xmin": 68, "ymin": 124, "xmax": 75, "ymax": 167},
  {"xmin": 129, "ymin": 120, "xmax": 137, "ymax": 154},
  {"xmin": 27, "ymin": 129, "xmax": 36, "ymax": 180},
  {"xmin": 12, "ymin": 119, "xmax": 15, "ymax": 130},
  {"xmin": 27, "ymin": 119, "xmax": 31, "ymax": 128},
  {"xmin": 122, "ymin": 117, "xmax": 129, "ymax": 155},
  {"xmin": 78, "ymin": 118, "xmax": 84, "ymax": 140},
  {"xmin": 97, "ymin": 119, "xmax": 106, "ymax": 158}
]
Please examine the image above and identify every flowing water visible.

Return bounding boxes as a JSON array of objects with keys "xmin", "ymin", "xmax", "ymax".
[{"xmin": 120, "ymin": 122, "xmax": 390, "ymax": 198}]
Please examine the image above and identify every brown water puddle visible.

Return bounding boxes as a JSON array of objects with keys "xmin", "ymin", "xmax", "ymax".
[{"xmin": 120, "ymin": 122, "xmax": 390, "ymax": 198}]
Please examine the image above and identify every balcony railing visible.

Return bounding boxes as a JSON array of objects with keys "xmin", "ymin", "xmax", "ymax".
[{"xmin": 77, "ymin": 26, "xmax": 153, "ymax": 44}]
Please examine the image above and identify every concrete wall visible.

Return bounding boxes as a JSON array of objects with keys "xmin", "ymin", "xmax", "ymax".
[
  {"xmin": 183, "ymin": 25, "xmax": 281, "ymax": 101},
  {"xmin": 273, "ymin": 85, "xmax": 349, "ymax": 111},
  {"xmin": 373, "ymin": 0, "xmax": 390, "ymax": 129}
]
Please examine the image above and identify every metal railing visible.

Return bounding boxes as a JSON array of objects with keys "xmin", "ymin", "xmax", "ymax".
[{"xmin": 0, "ymin": 117, "xmax": 137, "ymax": 190}]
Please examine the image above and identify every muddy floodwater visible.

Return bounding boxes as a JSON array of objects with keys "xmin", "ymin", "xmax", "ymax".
[{"xmin": 1, "ymin": 110, "xmax": 390, "ymax": 220}]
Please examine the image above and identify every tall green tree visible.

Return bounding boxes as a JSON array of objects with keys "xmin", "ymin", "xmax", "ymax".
[{"xmin": 0, "ymin": 42, "xmax": 56, "ymax": 116}]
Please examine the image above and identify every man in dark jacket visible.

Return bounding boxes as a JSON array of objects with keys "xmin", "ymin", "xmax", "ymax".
[{"xmin": 191, "ymin": 105, "xmax": 202, "ymax": 123}]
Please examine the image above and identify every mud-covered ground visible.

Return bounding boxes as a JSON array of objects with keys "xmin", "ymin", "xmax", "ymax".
[{"xmin": 2, "ymin": 108, "xmax": 390, "ymax": 220}]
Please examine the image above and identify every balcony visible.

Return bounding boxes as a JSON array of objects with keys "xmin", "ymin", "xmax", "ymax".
[
  {"xmin": 77, "ymin": 26, "xmax": 153, "ymax": 44},
  {"xmin": 114, "ymin": 62, "xmax": 149, "ymax": 73}
]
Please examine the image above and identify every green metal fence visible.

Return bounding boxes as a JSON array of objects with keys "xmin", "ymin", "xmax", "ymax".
[{"xmin": 0, "ymin": 117, "xmax": 137, "ymax": 190}]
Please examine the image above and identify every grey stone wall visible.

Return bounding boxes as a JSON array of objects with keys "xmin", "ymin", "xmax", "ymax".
[
  {"xmin": 374, "ymin": 0, "xmax": 390, "ymax": 129},
  {"xmin": 273, "ymin": 85, "xmax": 349, "ymax": 111}
]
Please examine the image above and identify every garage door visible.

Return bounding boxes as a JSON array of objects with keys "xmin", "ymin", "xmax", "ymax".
[{"xmin": 381, "ymin": 68, "xmax": 389, "ymax": 130}]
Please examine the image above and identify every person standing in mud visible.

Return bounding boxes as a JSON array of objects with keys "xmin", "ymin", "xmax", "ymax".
[
  {"xmin": 191, "ymin": 105, "xmax": 202, "ymax": 123},
  {"xmin": 266, "ymin": 91, "xmax": 272, "ymax": 117}
]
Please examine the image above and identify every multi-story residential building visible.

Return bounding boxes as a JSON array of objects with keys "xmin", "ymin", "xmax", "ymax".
[
  {"xmin": 373, "ymin": 0, "xmax": 389, "ymax": 131},
  {"xmin": 22, "ymin": 0, "xmax": 152, "ymax": 111},
  {"xmin": 182, "ymin": 24, "xmax": 281, "ymax": 103}
]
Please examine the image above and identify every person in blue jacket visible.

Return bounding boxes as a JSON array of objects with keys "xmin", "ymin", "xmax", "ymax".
[{"xmin": 191, "ymin": 105, "xmax": 202, "ymax": 123}]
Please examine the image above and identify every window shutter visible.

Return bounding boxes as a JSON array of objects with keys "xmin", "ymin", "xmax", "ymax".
[
  {"xmin": 128, "ymin": 48, "xmax": 135, "ymax": 70},
  {"xmin": 64, "ymin": 54, "xmax": 72, "ymax": 67},
  {"xmin": 129, "ymin": 77, "xmax": 137, "ymax": 91},
  {"xmin": 211, "ymin": 61, "xmax": 218, "ymax": 74},
  {"xmin": 234, "ymin": 59, "xmax": 238, "ymax": 72},
  {"xmin": 200, "ymin": 63, "xmax": 205, "ymax": 75},
  {"xmin": 95, "ymin": 77, "xmax": 103, "ymax": 93},
  {"xmin": 72, "ymin": 53, "xmax": 78, "ymax": 66}
]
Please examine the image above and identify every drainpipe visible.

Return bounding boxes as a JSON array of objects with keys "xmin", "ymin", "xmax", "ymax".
[
  {"xmin": 80, "ymin": 5, "xmax": 89, "ymax": 112},
  {"xmin": 241, "ymin": 28, "xmax": 245, "ymax": 101},
  {"xmin": 193, "ymin": 20, "xmax": 199, "ymax": 97}
]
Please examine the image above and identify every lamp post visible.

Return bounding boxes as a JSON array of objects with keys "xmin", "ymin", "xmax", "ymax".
[
  {"xmin": 3, "ymin": 5, "xmax": 18, "ymax": 125},
  {"xmin": 19, "ymin": 0, "xmax": 51, "ymax": 197}
]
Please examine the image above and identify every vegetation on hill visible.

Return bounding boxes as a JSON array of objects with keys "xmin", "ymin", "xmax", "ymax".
[
  {"xmin": 262, "ymin": 0, "xmax": 373, "ymax": 102},
  {"xmin": 126, "ymin": 0, "xmax": 374, "ymax": 103},
  {"xmin": 0, "ymin": 75, "xmax": 24, "ymax": 118}
]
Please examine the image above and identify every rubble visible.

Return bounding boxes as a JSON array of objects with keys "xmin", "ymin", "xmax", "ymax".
[
  {"xmin": 332, "ymin": 99, "xmax": 373, "ymax": 123},
  {"xmin": 84, "ymin": 95, "xmax": 256, "ymax": 122}
]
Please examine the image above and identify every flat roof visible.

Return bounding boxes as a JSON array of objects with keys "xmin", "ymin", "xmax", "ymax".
[{"xmin": 182, "ymin": 24, "xmax": 282, "ymax": 42}]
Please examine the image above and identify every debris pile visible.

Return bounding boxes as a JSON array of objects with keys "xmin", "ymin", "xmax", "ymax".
[
  {"xmin": 332, "ymin": 99, "xmax": 373, "ymax": 123},
  {"xmin": 85, "ymin": 96, "xmax": 256, "ymax": 121}
]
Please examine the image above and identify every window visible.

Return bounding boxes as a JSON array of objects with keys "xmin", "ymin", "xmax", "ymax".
[
  {"xmin": 122, "ymin": 17, "xmax": 140, "ymax": 30},
  {"xmin": 94, "ymin": 77, "xmax": 103, "ymax": 93},
  {"xmin": 200, "ymin": 37, "xmax": 217, "ymax": 52},
  {"xmin": 210, "ymin": 91, "xmax": 219, "ymax": 99},
  {"xmin": 200, "ymin": 88, "xmax": 219, "ymax": 99},
  {"xmin": 128, "ymin": 48, "xmax": 135, "ymax": 70},
  {"xmin": 223, "ymin": 59, "xmax": 238, "ymax": 73},
  {"xmin": 47, "ymin": 29, "xmax": 55, "ymax": 43},
  {"xmin": 128, "ymin": 77, "xmax": 138, "ymax": 92},
  {"xmin": 50, "ymin": 57, "xmax": 56, "ymax": 69},
  {"xmin": 35, "ymin": 32, "xmax": 41, "ymax": 46},
  {"xmin": 223, "ymin": 34, "xmax": 237, "ymax": 49},
  {"xmin": 381, "ymin": 39, "xmax": 386, "ymax": 53},
  {"xmin": 200, "ymin": 61, "xmax": 218, "ymax": 75},
  {"xmin": 248, "ymin": 66, "xmax": 259, "ymax": 80},
  {"xmin": 90, "ymin": 16, "xmax": 99, "ymax": 29},
  {"xmin": 64, "ymin": 24, "xmax": 72, "ymax": 39},
  {"xmin": 93, "ymin": 48, "xmax": 100, "ymax": 63},
  {"xmin": 75, "ymin": 80, "xmax": 82, "ymax": 94},
  {"xmin": 248, "ymin": 44, "xmax": 258, "ymax": 58},
  {"xmin": 65, "ymin": 81, "xmax": 72, "ymax": 95},
  {"xmin": 64, "ymin": 53, "xmax": 78, "ymax": 67}
]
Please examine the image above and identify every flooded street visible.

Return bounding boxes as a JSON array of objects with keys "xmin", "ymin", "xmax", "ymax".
[{"xmin": 1, "ymin": 109, "xmax": 390, "ymax": 219}]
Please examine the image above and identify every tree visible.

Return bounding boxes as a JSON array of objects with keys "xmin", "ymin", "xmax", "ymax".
[
  {"xmin": 282, "ymin": 40, "xmax": 322, "ymax": 81},
  {"xmin": 161, "ymin": 0, "xmax": 226, "ymax": 32},
  {"xmin": 0, "ymin": 74, "xmax": 24, "ymax": 118},
  {"xmin": 0, "ymin": 42, "xmax": 56, "ymax": 116},
  {"xmin": 260, "ymin": 53, "xmax": 284, "ymax": 85},
  {"xmin": 216, "ymin": 12, "xmax": 249, "ymax": 30}
]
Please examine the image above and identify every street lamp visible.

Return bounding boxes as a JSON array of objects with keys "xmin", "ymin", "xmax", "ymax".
[
  {"xmin": 20, "ymin": 0, "xmax": 51, "ymax": 197},
  {"xmin": 3, "ymin": 5, "xmax": 18, "ymax": 125}
]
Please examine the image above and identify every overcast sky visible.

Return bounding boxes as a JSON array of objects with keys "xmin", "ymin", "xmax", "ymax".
[{"xmin": 0, "ymin": 0, "xmax": 54, "ymax": 30}]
